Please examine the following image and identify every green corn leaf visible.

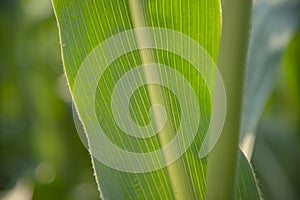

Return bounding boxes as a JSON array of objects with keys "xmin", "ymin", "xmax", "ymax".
[
  {"xmin": 240, "ymin": 0, "xmax": 300, "ymax": 155},
  {"xmin": 52, "ymin": 0, "xmax": 261, "ymax": 199}
]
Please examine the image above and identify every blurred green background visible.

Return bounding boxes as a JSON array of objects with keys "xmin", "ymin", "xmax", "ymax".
[
  {"xmin": 0, "ymin": 0, "xmax": 98, "ymax": 199},
  {"xmin": 0, "ymin": 0, "xmax": 299, "ymax": 199}
]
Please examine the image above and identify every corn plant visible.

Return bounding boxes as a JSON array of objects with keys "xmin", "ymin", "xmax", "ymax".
[{"xmin": 51, "ymin": 0, "xmax": 298, "ymax": 199}]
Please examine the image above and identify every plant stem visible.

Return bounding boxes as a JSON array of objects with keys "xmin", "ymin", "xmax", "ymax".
[{"xmin": 206, "ymin": 0, "xmax": 252, "ymax": 199}]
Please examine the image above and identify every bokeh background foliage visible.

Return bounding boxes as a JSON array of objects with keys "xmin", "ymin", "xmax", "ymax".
[
  {"xmin": 0, "ymin": 0, "xmax": 299, "ymax": 199},
  {"xmin": 0, "ymin": 0, "xmax": 98, "ymax": 199}
]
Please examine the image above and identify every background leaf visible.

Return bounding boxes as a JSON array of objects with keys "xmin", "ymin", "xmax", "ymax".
[
  {"xmin": 252, "ymin": 27, "xmax": 300, "ymax": 200},
  {"xmin": 240, "ymin": 0, "xmax": 300, "ymax": 157}
]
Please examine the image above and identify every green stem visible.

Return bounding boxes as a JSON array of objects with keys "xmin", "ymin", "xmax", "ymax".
[{"xmin": 206, "ymin": 0, "xmax": 252, "ymax": 199}]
